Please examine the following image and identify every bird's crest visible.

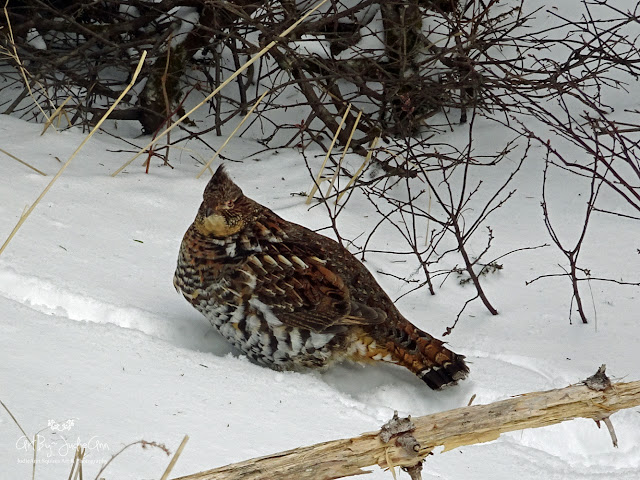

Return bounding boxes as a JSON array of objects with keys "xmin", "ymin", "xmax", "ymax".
[{"xmin": 204, "ymin": 165, "xmax": 243, "ymax": 203}]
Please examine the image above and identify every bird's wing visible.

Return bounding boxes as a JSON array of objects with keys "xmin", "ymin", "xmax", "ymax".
[{"xmin": 239, "ymin": 241, "xmax": 387, "ymax": 333}]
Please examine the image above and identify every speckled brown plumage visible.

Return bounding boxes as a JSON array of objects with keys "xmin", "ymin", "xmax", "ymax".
[{"xmin": 174, "ymin": 166, "xmax": 469, "ymax": 389}]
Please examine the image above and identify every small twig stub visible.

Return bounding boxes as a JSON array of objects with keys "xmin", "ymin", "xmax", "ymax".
[
  {"xmin": 584, "ymin": 364, "xmax": 612, "ymax": 391},
  {"xmin": 602, "ymin": 417, "xmax": 619, "ymax": 448},
  {"xmin": 402, "ymin": 461, "xmax": 424, "ymax": 480},
  {"xmin": 379, "ymin": 411, "xmax": 421, "ymax": 457},
  {"xmin": 379, "ymin": 411, "xmax": 416, "ymax": 443},
  {"xmin": 584, "ymin": 365, "xmax": 618, "ymax": 448}
]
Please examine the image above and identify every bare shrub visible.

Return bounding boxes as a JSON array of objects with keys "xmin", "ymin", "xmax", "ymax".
[{"xmin": 2, "ymin": 0, "xmax": 640, "ymax": 327}]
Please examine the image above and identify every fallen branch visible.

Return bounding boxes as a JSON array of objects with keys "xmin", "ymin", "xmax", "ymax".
[{"xmin": 173, "ymin": 377, "xmax": 640, "ymax": 480}]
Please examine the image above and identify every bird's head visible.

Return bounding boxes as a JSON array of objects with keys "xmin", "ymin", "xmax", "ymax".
[{"xmin": 194, "ymin": 165, "xmax": 257, "ymax": 238}]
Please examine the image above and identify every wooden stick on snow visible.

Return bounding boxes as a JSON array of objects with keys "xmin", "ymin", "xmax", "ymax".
[{"xmin": 172, "ymin": 376, "xmax": 640, "ymax": 480}]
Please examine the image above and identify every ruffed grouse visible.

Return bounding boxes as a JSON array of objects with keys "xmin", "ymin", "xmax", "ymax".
[{"xmin": 174, "ymin": 166, "xmax": 469, "ymax": 389}]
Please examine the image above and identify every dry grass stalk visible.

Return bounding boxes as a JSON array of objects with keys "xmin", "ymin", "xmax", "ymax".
[
  {"xmin": 325, "ymin": 109, "xmax": 362, "ymax": 199},
  {"xmin": 0, "ymin": 51, "xmax": 147, "ymax": 257},
  {"xmin": 66, "ymin": 447, "xmax": 80, "ymax": 480},
  {"xmin": 336, "ymin": 136, "xmax": 379, "ymax": 204},
  {"xmin": 41, "ymin": 95, "xmax": 72, "ymax": 135},
  {"xmin": 384, "ymin": 446, "xmax": 398, "ymax": 480},
  {"xmin": 69, "ymin": 447, "xmax": 85, "ymax": 480},
  {"xmin": 172, "ymin": 379, "xmax": 640, "ymax": 480},
  {"xmin": 0, "ymin": 399, "xmax": 32, "ymax": 447},
  {"xmin": 112, "ymin": 0, "xmax": 329, "ymax": 177},
  {"xmin": 0, "ymin": 148, "xmax": 46, "ymax": 176},
  {"xmin": 160, "ymin": 434, "xmax": 190, "ymax": 480},
  {"xmin": 196, "ymin": 90, "xmax": 270, "ymax": 179},
  {"xmin": 1, "ymin": 399, "xmax": 37, "ymax": 478},
  {"xmin": 2, "ymin": 0, "xmax": 51, "ymax": 121},
  {"xmin": 306, "ymin": 104, "xmax": 352, "ymax": 204},
  {"xmin": 32, "ymin": 433, "xmax": 37, "ymax": 480}
]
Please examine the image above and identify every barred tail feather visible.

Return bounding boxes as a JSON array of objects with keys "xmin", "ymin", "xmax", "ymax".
[
  {"xmin": 417, "ymin": 352, "xmax": 469, "ymax": 390},
  {"xmin": 374, "ymin": 318, "xmax": 470, "ymax": 390}
]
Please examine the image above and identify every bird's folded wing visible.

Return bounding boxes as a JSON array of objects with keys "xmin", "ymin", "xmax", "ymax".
[{"xmin": 239, "ymin": 247, "xmax": 386, "ymax": 333}]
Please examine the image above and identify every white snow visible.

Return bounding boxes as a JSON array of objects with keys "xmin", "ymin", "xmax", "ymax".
[
  {"xmin": 2, "ymin": 3, "xmax": 640, "ymax": 480},
  {"xmin": 168, "ymin": 7, "xmax": 200, "ymax": 48},
  {"xmin": 26, "ymin": 29, "xmax": 47, "ymax": 51},
  {"xmin": 2, "ymin": 111, "xmax": 639, "ymax": 480}
]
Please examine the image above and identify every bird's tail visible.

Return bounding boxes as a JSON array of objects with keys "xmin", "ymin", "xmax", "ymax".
[{"xmin": 357, "ymin": 317, "xmax": 469, "ymax": 390}]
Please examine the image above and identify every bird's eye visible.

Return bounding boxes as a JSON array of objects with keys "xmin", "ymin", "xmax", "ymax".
[{"xmin": 223, "ymin": 200, "xmax": 235, "ymax": 209}]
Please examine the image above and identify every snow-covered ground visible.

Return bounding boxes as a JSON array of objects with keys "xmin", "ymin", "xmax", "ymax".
[
  {"xmin": 2, "ymin": 2, "xmax": 640, "ymax": 478},
  {"xmin": 1, "ymin": 108, "xmax": 639, "ymax": 480}
]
